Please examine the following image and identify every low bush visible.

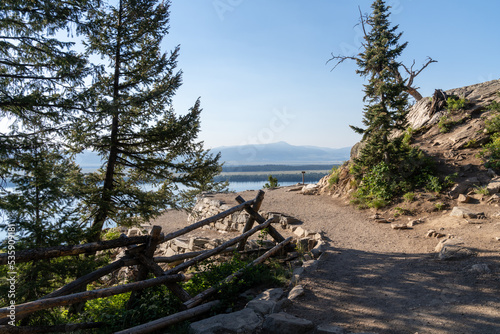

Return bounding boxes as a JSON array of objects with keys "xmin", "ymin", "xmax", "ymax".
[
  {"xmin": 446, "ymin": 96, "xmax": 468, "ymax": 111},
  {"xmin": 263, "ymin": 175, "xmax": 279, "ymax": 188},
  {"xmin": 351, "ymin": 146, "xmax": 455, "ymax": 208},
  {"xmin": 328, "ymin": 166, "xmax": 341, "ymax": 186},
  {"xmin": 72, "ymin": 253, "xmax": 289, "ymax": 333}
]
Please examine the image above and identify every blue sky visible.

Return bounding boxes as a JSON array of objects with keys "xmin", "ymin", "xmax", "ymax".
[{"xmin": 165, "ymin": 0, "xmax": 500, "ymax": 150}]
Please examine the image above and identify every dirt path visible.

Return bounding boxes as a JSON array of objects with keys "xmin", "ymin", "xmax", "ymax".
[{"xmin": 152, "ymin": 187, "xmax": 500, "ymax": 334}]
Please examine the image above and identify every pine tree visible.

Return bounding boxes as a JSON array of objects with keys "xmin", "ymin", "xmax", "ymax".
[
  {"xmin": 351, "ymin": 0, "xmax": 409, "ymax": 171},
  {"xmin": 76, "ymin": 0, "xmax": 223, "ymax": 240},
  {"xmin": 0, "ymin": 0, "xmax": 89, "ymax": 126},
  {"xmin": 0, "ymin": 0, "xmax": 95, "ymax": 310},
  {"xmin": 348, "ymin": 0, "xmax": 441, "ymax": 206}
]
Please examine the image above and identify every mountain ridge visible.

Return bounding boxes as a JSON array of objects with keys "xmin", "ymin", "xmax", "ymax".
[{"xmin": 210, "ymin": 141, "xmax": 351, "ymax": 165}]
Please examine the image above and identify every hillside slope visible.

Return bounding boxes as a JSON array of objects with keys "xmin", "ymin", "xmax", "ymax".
[{"xmin": 322, "ymin": 79, "xmax": 500, "ymax": 202}]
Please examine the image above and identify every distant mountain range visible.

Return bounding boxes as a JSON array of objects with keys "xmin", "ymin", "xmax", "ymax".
[
  {"xmin": 75, "ymin": 142, "xmax": 351, "ymax": 169},
  {"xmin": 210, "ymin": 141, "xmax": 351, "ymax": 165}
]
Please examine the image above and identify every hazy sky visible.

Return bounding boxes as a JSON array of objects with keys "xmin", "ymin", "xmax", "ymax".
[{"xmin": 165, "ymin": 0, "xmax": 500, "ymax": 150}]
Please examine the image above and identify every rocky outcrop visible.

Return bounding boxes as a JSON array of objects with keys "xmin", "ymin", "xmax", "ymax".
[{"xmin": 319, "ymin": 79, "xmax": 500, "ymax": 200}]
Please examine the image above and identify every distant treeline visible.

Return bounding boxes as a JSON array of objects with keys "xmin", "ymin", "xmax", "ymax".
[
  {"xmin": 222, "ymin": 164, "xmax": 337, "ymax": 173},
  {"xmin": 214, "ymin": 172, "xmax": 328, "ymax": 183}
]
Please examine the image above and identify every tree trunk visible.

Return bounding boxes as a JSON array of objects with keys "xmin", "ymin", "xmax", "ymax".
[
  {"xmin": 405, "ymin": 86, "xmax": 423, "ymax": 101},
  {"xmin": 90, "ymin": 0, "xmax": 124, "ymax": 242}
]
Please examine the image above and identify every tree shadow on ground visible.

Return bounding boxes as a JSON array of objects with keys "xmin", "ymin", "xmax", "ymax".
[{"xmin": 285, "ymin": 247, "xmax": 500, "ymax": 334}]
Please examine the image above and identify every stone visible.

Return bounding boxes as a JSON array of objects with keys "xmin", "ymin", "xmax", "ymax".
[
  {"xmin": 289, "ymin": 267, "xmax": 305, "ymax": 286},
  {"xmin": 469, "ymin": 263, "xmax": 491, "ymax": 274},
  {"xmin": 288, "ymin": 285, "xmax": 305, "ymax": 300},
  {"xmin": 450, "ymin": 206, "xmax": 482, "ymax": 219},
  {"xmin": 302, "ymin": 184, "xmax": 319, "ymax": 195},
  {"xmin": 294, "ymin": 226, "xmax": 307, "ymax": 237},
  {"xmin": 487, "ymin": 176, "xmax": 500, "ymax": 194},
  {"xmin": 262, "ymin": 312, "xmax": 314, "ymax": 334},
  {"xmin": 316, "ymin": 324, "xmax": 348, "ymax": 334},
  {"xmin": 457, "ymin": 194, "xmax": 472, "ymax": 203},
  {"xmin": 311, "ymin": 240, "xmax": 328, "ymax": 258},
  {"xmin": 487, "ymin": 193, "xmax": 500, "ymax": 204},
  {"xmin": 449, "ymin": 177, "xmax": 479, "ymax": 198},
  {"xmin": 302, "ymin": 260, "xmax": 319, "ymax": 273},
  {"xmin": 407, "ymin": 219, "xmax": 424, "ymax": 227},
  {"xmin": 435, "ymin": 238, "xmax": 475, "ymax": 260},
  {"xmin": 426, "ymin": 230, "xmax": 446, "ymax": 238},
  {"xmin": 126, "ymin": 227, "xmax": 142, "ymax": 237},
  {"xmin": 189, "ymin": 308, "xmax": 262, "ymax": 334},
  {"xmin": 391, "ymin": 223, "xmax": 410, "ymax": 230},
  {"xmin": 246, "ymin": 299, "xmax": 278, "ymax": 316}
]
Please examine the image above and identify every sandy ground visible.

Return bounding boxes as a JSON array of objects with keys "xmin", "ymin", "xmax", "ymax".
[{"xmin": 151, "ymin": 187, "xmax": 500, "ymax": 334}]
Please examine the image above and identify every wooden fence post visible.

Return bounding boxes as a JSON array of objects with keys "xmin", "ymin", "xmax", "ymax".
[
  {"xmin": 235, "ymin": 195, "xmax": 285, "ymax": 244},
  {"xmin": 237, "ymin": 190, "xmax": 265, "ymax": 251}
]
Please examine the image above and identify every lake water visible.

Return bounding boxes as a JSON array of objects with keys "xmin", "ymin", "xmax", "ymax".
[
  {"xmin": 226, "ymin": 181, "xmax": 300, "ymax": 192},
  {"xmin": 0, "ymin": 181, "xmax": 309, "ymax": 240}
]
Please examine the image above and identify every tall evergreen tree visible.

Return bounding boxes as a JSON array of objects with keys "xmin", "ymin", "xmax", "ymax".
[
  {"xmin": 0, "ymin": 0, "xmax": 94, "ymax": 311},
  {"xmin": 0, "ymin": 0, "xmax": 89, "ymax": 126},
  {"xmin": 76, "ymin": 0, "xmax": 222, "ymax": 240},
  {"xmin": 350, "ymin": 0, "xmax": 409, "ymax": 170}
]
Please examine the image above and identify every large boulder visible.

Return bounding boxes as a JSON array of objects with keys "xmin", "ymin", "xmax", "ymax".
[
  {"xmin": 262, "ymin": 312, "xmax": 314, "ymax": 334},
  {"xmin": 189, "ymin": 308, "xmax": 261, "ymax": 334},
  {"xmin": 246, "ymin": 288, "xmax": 284, "ymax": 316},
  {"xmin": 435, "ymin": 238, "xmax": 475, "ymax": 260}
]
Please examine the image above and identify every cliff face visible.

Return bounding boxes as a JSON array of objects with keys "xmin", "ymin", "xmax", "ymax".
[{"xmin": 321, "ymin": 79, "xmax": 500, "ymax": 199}]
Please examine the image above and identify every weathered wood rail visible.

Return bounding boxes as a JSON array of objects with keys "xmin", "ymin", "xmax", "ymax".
[{"xmin": 0, "ymin": 190, "xmax": 293, "ymax": 333}]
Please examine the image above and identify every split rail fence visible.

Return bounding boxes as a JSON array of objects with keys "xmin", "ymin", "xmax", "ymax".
[{"xmin": 0, "ymin": 190, "xmax": 293, "ymax": 333}]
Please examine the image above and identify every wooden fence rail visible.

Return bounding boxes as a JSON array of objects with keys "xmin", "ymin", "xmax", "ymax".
[{"xmin": 0, "ymin": 190, "xmax": 291, "ymax": 333}]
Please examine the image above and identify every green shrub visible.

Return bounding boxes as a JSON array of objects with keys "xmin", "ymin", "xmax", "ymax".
[
  {"xmin": 263, "ymin": 175, "xmax": 279, "ymax": 188},
  {"xmin": 74, "ymin": 253, "xmax": 288, "ymax": 333},
  {"xmin": 474, "ymin": 185, "xmax": 490, "ymax": 196},
  {"xmin": 438, "ymin": 114, "xmax": 453, "ymax": 133},
  {"xmin": 446, "ymin": 96, "xmax": 468, "ymax": 111},
  {"xmin": 351, "ymin": 146, "xmax": 453, "ymax": 207},
  {"xmin": 328, "ymin": 166, "xmax": 341, "ymax": 186},
  {"xmin": 479, "ymin": 133, "xmax": 500, "ymax": 170},
  {"xmin": 485, "ymin": 101, "xmax": 500, "ymax": 134},
  {"xmin": 402, "ymin": 127, "xmax": 414, "ymax": 145},
  {"xmin": 403, "ymin": 192, "xmax": 415, "ymax": 202},
  {"xmin": 434, "ymin": 202, "xmax": 445, "ymax": 211}
]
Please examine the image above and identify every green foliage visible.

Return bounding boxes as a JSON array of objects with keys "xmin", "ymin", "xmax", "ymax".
[
  {"xmin": 74, "ymin": 286, "xmax": 185, "ymax": 333},
  {"xmin": 485, "ymin": 101, "xmax": 500, "ymax": 134},
  {"xmin": 479, "ymin": 97, "xmax": 500, "ymax": 171},
  {"xmin": 346, "ymin": 1, "xmax": 444, "ymax": 207},
  {"xmin": 438, "ymin": 114, "xmax": 453, "ymax": 133},
  {"xmin": 464, "ymin": 139, "xmax": 478, "ymax": 148},
  {"xmin": 474, "ymin": 185, "xmax": 490, "ymax": 196},
  {"xmin": 75, "ymin": 0, "xmax": 223, "ymax": 240},
  {"xmin": 403, "ymin": 192, "xmax": 415, "ymax": 202},
  {"xmin": 479, "ymin": 133, "xmax": 500, "ymax": 170},
  {"xmin": 402, "ymin": 127, "xmax": 415, "ymax": 145},
  {"xmin": 352, "ymin": 144, "xmax": 452, "ymax": 207},
  {"xmin": 434, "ymin": 202, "xmax": 445, "ymax": 211},
  {"xmin": 328, "ymin": 166, "xmax": 341, "ymax": 186},
  {"xmin": 394, "ymin": 206, "xmax": 413, "ymax": 217},
  {"xmin": 350, "ymin": 0, "xmax": 409, "ymax": 166},
  {"xmin": 263, "ymin": 175, "xmax": 280, "ymax": 188},
  {"xmin": 184, "ymin": 254, "xmax": 286, "ymax": 310},
  {"xmin": 446, "ymin": 96, "xmax": 468, "ymax": 111},
  {"xmin": 438, "ymin": 112, "xmax": 469, "ymax": 133}
]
